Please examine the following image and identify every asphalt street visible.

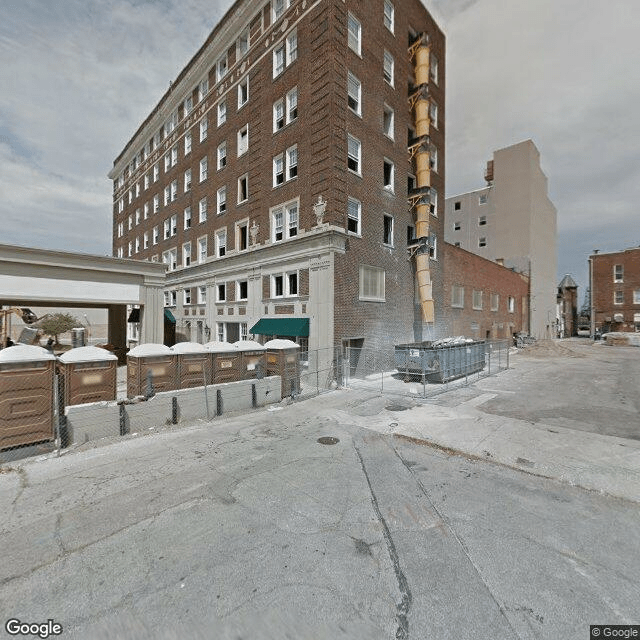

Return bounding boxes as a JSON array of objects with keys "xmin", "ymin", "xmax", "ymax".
[{"xmin": 1, "ymin": 343, "xmax": 639, "ymax": 640}]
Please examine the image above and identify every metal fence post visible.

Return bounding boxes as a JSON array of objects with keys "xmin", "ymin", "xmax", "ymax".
[
  {"xmin": 119, "ymin": 403, "xmax": 128, "ymax": 436},
  {"xmin": 251, "ymin": 383, "xmax": 257, "ymax": 408},
  {"xmin": 203, "ymin": 362, "xmax": 211, "ymax": 419},
  {"xmin": 171, "ymin": 397, "xmax": 178, "ymax": 424},
  {"xmin": 506, "ymin": 340, "xmax": 510, "ymax": 369},
  {"xmin": 216, "ymin": 389, "xmax": 223, "ymax": 416}
]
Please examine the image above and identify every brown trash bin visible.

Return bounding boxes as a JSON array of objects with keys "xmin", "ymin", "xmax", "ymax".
[
  {"xmin": 233, "ymin": 340, "xmax": 267, "ymax": 380},
  {"xmin": 58, "ymin": 346, "xmax": 118, "ymax": 406},
  {"xmin": 127, "ymin": 343, "xmax": 177, "ymax": 397},
  {"xmin": 0, "ymin": 345, "xmax": 56, "ymax": 450},
  {"xmin": 171, "ymin": 342, "xmax": 212, "ymax": 388},
  {"xmin": 204, "ymin": 342, "xmax": 241, "ymax": 384},
  {"xmin": 264, "ymin": 339, "xmax": 300, "ymax": 397}
]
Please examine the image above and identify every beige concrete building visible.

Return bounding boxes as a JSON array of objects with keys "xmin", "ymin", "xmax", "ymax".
[{"xmin": 445, "ymin": 140, "xmax": 557, "ymax": 338}]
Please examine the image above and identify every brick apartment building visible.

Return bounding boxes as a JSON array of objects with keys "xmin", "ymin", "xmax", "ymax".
[
  {"xmin": 109, "ymin": 0, "xmax": 445, "ymax": 359},
  {"xmin": 590, "ymin": 247, "xmax": 640, "ymax": 334},
  {"xmin": 442, "ymin": 243, "xmax": 529, "ymax": 340},
  {"xmin": 444, "ymin": 140, "xmax": 557, "ymax": 339},
  {"xmin": 556, "ymin": 274, "xmax": 578, "ymax": 338}
]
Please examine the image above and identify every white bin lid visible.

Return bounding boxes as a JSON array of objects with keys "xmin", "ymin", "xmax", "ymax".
[
  {"xmin": 204, "ymin": 341, "xmax": 237, "ymax": 352},
  {"xmin": 0, "ymin": 344, "xmax": 56, "ymax": 363},
  {"xmin": 59, "ymin": 346, "xmax": 118, "ymax": 363},
  {"xmin": 170, "ymin": 341, "xmax": 209, "ymax": 354},
  {"xmin": 263, "ymin": 339, "xmax": 300, "ymax": 350},
  {"xmin": 233, "ymin": 340, "xmax": 266, "ymax": 352},
  {"xmin": 128, "ymin": 343, "xmax": 173, "ymax": 357}
]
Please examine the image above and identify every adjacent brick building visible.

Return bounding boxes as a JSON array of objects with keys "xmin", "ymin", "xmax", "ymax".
[
  {"xmin": 557, "ymin": 274, "xmax": 578, "ymax": 338},
  {"xmin": 442, "ymin": 243, "xmax": 529, "ymax": 340},
  {"xmin": 590, "ymin": 247, "xmax": 640, "ymax": 334},
  {"xmin": 109, "ymin": 0, "xmax": 445, "ymax": 359}
]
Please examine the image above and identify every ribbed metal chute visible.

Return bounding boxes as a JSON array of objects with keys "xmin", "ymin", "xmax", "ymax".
[{"xmin": 408, "ymin": 35, "xmax": 435, "ymax": 323}]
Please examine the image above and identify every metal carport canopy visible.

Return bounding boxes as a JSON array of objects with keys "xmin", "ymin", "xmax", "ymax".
[{"xmin": 250, "ymin": 318, "xmax": 309, "ymax": 337}]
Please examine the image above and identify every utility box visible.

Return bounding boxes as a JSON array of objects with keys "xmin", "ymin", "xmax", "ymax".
[
  {"xmin": 171, "ymin": 342, "xmax": 212, "ymax": 388},
  {"xmin": 395, "ymin": 338, "xmax": 486, "ymax": 383},
  {"xmin": 233, "ymin": 340, "xmax": 267, "ymax": 380},
  {"xmin": 264, "ymin": 339, "xmax": 300, "ymax": 397},
  {"xmin": 58, "ymin": 346, "xmax": 118, "ymax": 406},
  {"xmin": 205, "ymin": 341, "xmax": 241, "ymax": 384},
  {"xmin": 71, "ymin": 328, "xmax": 86, "ymax": 348},
  {"xmin": 0, "ymin": 345, "xmax": 56, "ymax": 450},
  {"xmin": 127, "ymin": 343, "xmax": 177, "ymax": 397}
]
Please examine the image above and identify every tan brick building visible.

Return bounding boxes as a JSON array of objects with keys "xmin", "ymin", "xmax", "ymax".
[
  {"xmin": 442, "ymin": 243, "xmax": 529, "ymax": 341},
  {"xmin": 590, "ymin": 247, "xmax": 640, "ymax": 334},
  {"xmin": 109, "ymin": 0, "xmax": 445, "ymax": 358}
]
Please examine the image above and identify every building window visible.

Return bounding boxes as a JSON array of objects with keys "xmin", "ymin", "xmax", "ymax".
[
  {"xmin": 359, "ymin": 265, "xmax": 385, "ymax": 302},
  {"xmin": 217, "ymin": 186, "xmax": 226, "ymax": 214},
  {"xmin": 286, "ymin": 30, "xmax": 297, "ymax": 65},
  {"xmin": 216, "ymin": 230, "xmax": 227, "ymax": 257},
  {"xmin": 347, "ymin": 197, "xmax": 361, "ymax": 235},
  {"xmin": 217, "ymin": 283, "xmax": 226, "ymax": 302},
  {"xmin": 238, "ymin": 280, "xmax": 248, "ymax": 300},
  {"xmin": 383, "ymin": 0, "xmax": 394, "ymax": 32},
  {"xmin": 614, "ymin": 265, "xmax": 624, "ymax": 282},
  {"xmin": 383, "ymin": 214, "xmax": 393, "ymax": 246},
  {"xmin": 430, "ymin": 146, "xmax": 438, "ymax": 173},
  {"xmin": 153, "ymin": 165, "xmax": 159, "ymax": 182},
  {"xmin": 491, "ymin": 293, "xmax": 499, "ymax": 311},
  {"xmin": 347, "ymin": 72, "xmax": 361, "ymax": 115},
  {"xmin": 508, "ymin": 296, "xmax": 515, "ymax": 313},
  {"xmin": 183, "ymin": 242, "xmax": 191, "ymax": 267},
  {"xmin": 198, "ymin": 78, "xmax": 209, "ymax": 102},
  {"xmin": 170, "ymin": 215, "xmax": 177, "ymax": 236},
  {"xmin": 164, "ymin": 185, "xmax": 170, "ymax": 206},
  {"xmin": 634, "ymin": 290, "xmax": 640, "ymax": 305},
  {"xmin": 430, "ymin": 101, "xmax": 438, "ymax": 129},
  {"xmin": 273, "ymin": 154, "xmax": 284, "ymax": 187},
  {"xmin": 614, "ymin": 290, "xmax": 624, "ymax": 305},
  {"xmin": 199, "ymin": 118, "xmax": 208, "ymax": 142},
  {"xmin": 383, "ymin": 104, "xmax": 394, "ymax": 139},
  {"xmin": 273, "ymin": 99, "xmax": 285, "ymax": 132},
  {"xmin": 271, "ymin": 201, "xmax": 299, "ymax": 241},
  {"xmin": 143, "ymin": 203, "xmax": 149, "ymax": 219},
  {"xmin": 135, "ymin": 237, "xmax": 140, "ymax": 254},
  {"xmin": 238, "ymin": 77, "xmax": 249, "ymax": 109},
  {"xmin": 479, "ymin": 237, "xmax": 487, "ymax": 248},
  {"xmin": 236, "ymin": 220, "xmax": 249, "ymax": 251},
  {"xmin": 431, "ymin": 188, "xmax": 438, "ymax": 216},
  {"xmin": 347, "ymin": 134, "xmax": 361, "ymax": 174},
  {"xmin": 153, "ymin": 226, "xmax": 159, "ymax": 245},
  {"xmin": 454, "ymin": 201, "xmax": 461, "ymax": 211},
  {"xmin": 237, "ymin": 28, "xmax": 250, "ymax": 58},
  {"xmin": 272, "ymin": 0, "xmax": 288, "ymax": 22},
  {"xmin": 144, "ymin": 174, "xmax": 149, "ymax": 190},
  {"xmin": 288, "ymin": 272, "xmax": 298, "ymax": 296},
  {"xmin": 184, "ymin": 207, "xmax": 192, "ymax": 229},
  {"xmin": 272, "ymin": 275, "xmax": 284, "ymax": 298},
  {"xmin": 198, "ymin": 236, "xmax": 207, "ymax": 263},
  {"xmin": 171, "ymin": 146, "xmax": 178, "ymax": 167},
  {"xmin": 383, "ymin": 159, "xmax": 394, "ymax": 191},
  {"xmin": 237, "ymin": 125, "xmax": 249, "ymax": 156},
  {"xmin": 478, "ymin": 215, "xmax": 487, "ymax": 226},
  {"xmin": 407, "ymin": 225, "xmax": 417, "ymax": 245},
  {"xmin": 184, "ymin": 95, "xmax": 193, "ymax": 117},
  {"xmin": 347, "ymin": 13, "xmax": 361, "ymax": 55},
  {"xmin": 217, "ymin": 101, "xmax": 226, "ymax": 127},
  {"xmin": 199, "ymin": 197, "xmax": 207, "ymax": 223},
  {"xmin": 199, "ymin": 157, "xmax": 208, "ymax": 182},
  {"xmin": 472, "ymin": 290, "xmax": 483, "ymax": 310},
  {"xmin": 454, "ymin": 221, "xmax": 461, "ymax": 231},
  {"xmin": 217, "ymin": 141, "xmax": 227, "ymax": 169},
  {"xmin": 430, "ymin": 53, "xmax": 438, "ymax": 84},
  {"xmin": 479, "ymin": 193, "xmax": 488, "ymax": 205},
  {"xmin": 238, "ymin": 174, "xmax": 249, "ymax": 203},
  {"xmin": 287, "ymin": 145, "xmax": 298, "ymax": 180},
  {"xmin": 452, "ymin": 286, "xmax": 464, "ymax": 308},
  {"xmin": 429, "ymin": 233, "xmax": 438, "ymax": 260},
  {"xmin": 287, "ymin": 87, "xmax": 298, "ymax": 123},
  {"xmin": 273, "ymin": 43, "xmax": 285, "ymax": 77},
  {"xmin": 198, "ymin": 285, "xmax": 207, "ymax": 304},
  {"xmin": 184, "ymin": 169, "xmax": 191, "ymax": 192},
  {"xmin": 383, "ymin": 50, "xmax": 394, "ymax": 86},
  {"xmin": 216, "ymin": 54, "xmax": 228, "ymax": 83},
  {"xmin": 117, "ymin": 222, "xmax": 124, "ymax": 238}
]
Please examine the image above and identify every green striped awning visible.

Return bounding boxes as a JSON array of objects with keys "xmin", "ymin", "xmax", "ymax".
[{"xmin": 250, "ymin": 317, "xmax": 309, "ymax": 337}]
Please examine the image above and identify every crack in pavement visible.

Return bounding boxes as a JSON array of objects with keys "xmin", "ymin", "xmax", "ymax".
[
  {"xmin": 353, "ymin": 443, "xmax": 411, "ymax": 640},
  {"xmin": 10, "ymin": 467, "xmax": 28, "ymax": 515},
  {"xmin": 390, "ymin": 441, "xmax": 524, "ymax": 640}
]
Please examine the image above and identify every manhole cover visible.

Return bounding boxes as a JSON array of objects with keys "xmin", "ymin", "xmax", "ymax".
[
  {"xmin": 317, "ymin": 436, "xmax": 340, "ymax": 445},
  {"xmin": 385, "ymin": 404, "xmax": 410, "ymax": 411}
]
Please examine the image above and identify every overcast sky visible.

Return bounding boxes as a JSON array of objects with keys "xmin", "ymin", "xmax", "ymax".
[{"xmin": 1, "ymin": 0, "xmax": 639, "ymax": 305}]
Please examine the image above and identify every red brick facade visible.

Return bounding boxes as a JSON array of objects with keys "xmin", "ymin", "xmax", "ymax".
[
  {"xmin": 442, "ymin": 243, "xmax": 529, "ymax": 340},
  {"xmin": 591, "ymin": 248, "xmax": 640, "ymax": 333}
]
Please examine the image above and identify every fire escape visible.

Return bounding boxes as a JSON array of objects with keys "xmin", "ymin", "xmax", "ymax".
[{"xmin": 408, "ymin": 34, "xmax": 435, "ymax": 324}]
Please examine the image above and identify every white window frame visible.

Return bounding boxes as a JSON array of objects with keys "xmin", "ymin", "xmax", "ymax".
[
  {"xmin": 170, "ymin": 215, "xmax": 177, "ymax": 236},
  {"xmin": 170, "ymin": 180, "xmax": 177, "ymax": 202},
  {"xmin": 215, "ymin": 229, "xmax": 227, "ymax": 258},
  {"xmin": 199, "ymin": 197, "xmax": 207, "ymax": 223},
  {"xmin": 273, "ymin": 43, "xmax": 285, "ymax": 78},
  {"xmin": 634, "ymin": 290, "xmax": 640, "ymax": 305},
  {"xmin": 347, "ymin": 134, "xmax": 361, "ymax": 175},
  {"xmin": 614, "ymin": 290, "xmax": 624, "ymax": 305},
  {"xmin": 184, "ymin": 169, "xmax": 192, "ymax": 192},
  {"xmin": 383, "ymin": 0, "xmax": 394, "ymax": 33},
  {"xmin": 216, "ymin": 54, "xmax": 228, "ymax": 83},
  {"xmin": 286, "ymin": 87, "xmax": 298, "ymax": 123},
  {"xmin": 217, "ymin": 186, "xmax": 227, "ymax": 215},
  {"xmin": 182, "ymin": 242, "xmax": 192, "ymax": 267},
  {"xmin": 383, "ymin": 104, "xmax": 394, "ymax": 139},
  {"xmin": 347, "ymin": 13, "xmax": 361, "ymax": 55},
  {"xmin": 184, "ymin": 206, "xmax": 192, "ymax": 229},
  {"xmin": 153, "ymin": 226, "xmax": 159, "ymax": 245},
  {"xmin": 199, "ymin": 118, "xmax": 208, "ymax": 142},
  {"xmin": 383, "ymin": 214, "xmax": 394, "ymax": 247},
  {"xmin": 508, "ymin": 296, "xmax": 515, "ymax": 313},
  {"xmin": 286, "ymin": 145, "xmax": 298, "ymax": 180},
  {"xmin": 237, "ymin": 280, "xmax": 248, "ymax": 301},
  {"xmin": 198, "ymin": 236, "xmax": 207, "ymax": 263},
  {"xmin": 479, "ymin": 237, "xmax": 487, "ymax": 248},
  {"xmin": 430, "ymin": 53, "xmax": 439, "ymax": 84},
  {"xmin": 472, "ymin": 290, "xmax": 483, "ymax": 310},
  {"xmin": 153, "ymin": 194, "xmax": 160, "ymax": 213},
  {"xmin": 143, "ymin": 202, "xmax": 149, "ymax": 219},
  {"xmin": 430, "ymin": 101, "xmax": 438, "ymax": 129},
  {"xmin": 237, "ymin": 124, "xmax": 249, "ymax": 156},
  {"xmin": 347, "ymin": 72, "xmax": 361, "ymax": 116},
  {"xmin": 383, "ymin": 158, "xmax": 394, "ymax": 192},
  {"xmin": 237, "ymin": 28, "xmax": 250, "ymax": 58},
  {"xmin": 271, "ymin": 200, "xmax": 299, "ymax": 242},
  {"xmin": 216, "ymin": 283, "xmax": 226, "ymax": 303},
  {"xmin": 479, "ymin": 193, "xmax": 488, "ymax": 205},
  {"xmin": 197, "ymin": 285, "xmax": 207, "ymax": 304},
  {"xmin": 452, "ymin": 286, "xmax": 464, "ymax": 309},
  {"xmin": 273, "ymin": 154, "xmax": 285, "ymax": 187},
  {"xmin": 383, "ymin": 50, "xmax": 394, "ymax": 86},
  {"xmin": 286, "ymin": 29, "xmax": 297, "ymax": 65},
  {"xmin": 359, "ymin": 265, "xmax": 385, "ymax": 302},
  {"xmin": 199, "ymin": 157, "xmax": 208, "ymax": 182},
  {"xmin": 238, "ymin": 76, "xmax": 249, "ymax": 109},
  {"xmin": 614, "ymin": 265, "xmax": 624, "ymax": 282},
  {"xmin": 198, "ymin": 78, "xmax": 209, "ymax": 102},
  {"xmin": 238, "ymin": 174, "xmax": 249, "ymax": 204},
  {"xmin": 217, "ymin": 101, "xmax": 226, "ymax": 127},
  {"xmin": 273, "ymin": 99, "xmax": 285, "ymax": 132},
  {"xmin": 491, "ymin": 293, "xmax": 500, "ymax": 311},
  {"xmin": 217, "ymin": 141, "xmax": 227, "ymax": 169},
  {"xmin": 347, "ymin": 197, "xmax": 361, "ymax": 236}
]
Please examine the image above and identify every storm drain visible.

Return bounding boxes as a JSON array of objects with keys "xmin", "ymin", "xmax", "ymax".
[{"xmin": 317, "ymin": 436, "xmax": 340, "ymax": 445}]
